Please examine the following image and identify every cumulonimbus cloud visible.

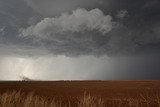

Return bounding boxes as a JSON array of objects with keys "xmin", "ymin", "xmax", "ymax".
[
  {"xmin": 19, "ymin": 8, "xmax": 150, "ymax": 57},
  {"xmin": 19, "ymin": 8, "xmax": 118, "ymax": 56},
  {"xmin": 20, "ymin": 8, "xmax": 113, "ymax": 39}
]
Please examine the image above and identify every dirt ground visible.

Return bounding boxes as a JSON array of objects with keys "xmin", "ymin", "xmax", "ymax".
[{"xmin": 0, "ymin": 81, "xmax": 159, "ymax": 99}]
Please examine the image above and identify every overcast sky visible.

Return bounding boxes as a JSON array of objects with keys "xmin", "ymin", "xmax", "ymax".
[{"xmin": 0, "ymin": 0, "xmax": 160, "ymax": 80}]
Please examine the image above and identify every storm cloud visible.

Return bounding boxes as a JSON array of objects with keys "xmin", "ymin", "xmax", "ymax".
[
  {"xmin": 21, "ymin": 8, "xmax": 113, "ymax": 36},
  {"xmin": 19, "ymin": 8, "xmax": 136, "ymax": 56},
  {"xmin": 19, "ymin": 8, "xmax": 117, "ymax": 56},
  {"xmin": 2, "ymin": 0, "xmax": 160, "ymax": 57},
  {"xmin": 0, "ymin": 0, "xmax": 160, "ymax": 80}
]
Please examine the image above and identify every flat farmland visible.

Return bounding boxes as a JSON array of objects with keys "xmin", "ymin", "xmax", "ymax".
[{"xmin": 0, "ymin": 81, "xmax": 160, "ymax": 107}]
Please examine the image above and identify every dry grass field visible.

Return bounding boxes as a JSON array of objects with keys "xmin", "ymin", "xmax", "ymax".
[{"xmin": 0, "ymin": 81, "xmax": 160, "ymax": 107}]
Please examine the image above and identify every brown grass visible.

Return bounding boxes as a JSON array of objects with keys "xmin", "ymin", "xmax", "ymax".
[
  {"xmin": 0, "ymin": 91, "xmax": 160, "ymax": 107},
  {"xmin": 0, "ymin": 81, "xmax": 160, "ymax": 107}
]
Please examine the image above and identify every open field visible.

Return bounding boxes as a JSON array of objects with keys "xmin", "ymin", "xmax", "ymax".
[{"xmin": 0, "ymin": 81, "xmax": 160, "ymax": 107}]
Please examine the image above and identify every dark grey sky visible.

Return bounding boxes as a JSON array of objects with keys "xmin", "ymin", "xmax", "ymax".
[{"xmin": 0, "ymin": 0, "xmax": 160, "ymax": 80}]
